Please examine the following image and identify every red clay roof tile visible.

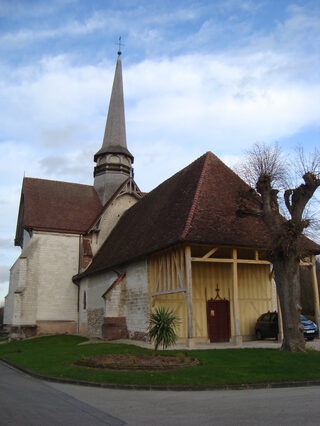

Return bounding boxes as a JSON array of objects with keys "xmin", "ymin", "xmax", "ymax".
[
  {"xmin": 77, "ymin": 152, "xmax": 320, "ymax": 279},
  {"xmin": 22, "ymin": 178, "xmax": 102, "ymax": 234}
]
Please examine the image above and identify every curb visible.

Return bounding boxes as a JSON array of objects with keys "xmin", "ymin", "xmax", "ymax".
[{"xmin": 2, "ymin": 358, "xmax": 320, "ymax": 391}]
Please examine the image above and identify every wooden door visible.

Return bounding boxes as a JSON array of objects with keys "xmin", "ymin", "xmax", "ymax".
[{"xmin": 206, "ymin": 299, "xmax": 230, "ymax": 342}]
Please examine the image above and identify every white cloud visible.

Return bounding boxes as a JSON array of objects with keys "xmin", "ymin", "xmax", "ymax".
[
  {"xmin": 0, "ymin": 13, "xmax": 106, "ymax": 47},
  {"xmin": 0, "ymin": 238, "xmax": 12, "ymax": 250},
  {"xmin": 1, "ymin": 50, "xmax": 320, "ymax": 182},
  {"xmin": 0, "ymin": 265, "xmax": 9, "ymax": 284}
]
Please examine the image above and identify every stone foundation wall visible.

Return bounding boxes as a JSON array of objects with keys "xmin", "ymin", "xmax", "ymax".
[
  {"xmin": 9, "ymin": 325, "xmax": 37, "ymax": 339},
  {"xmin": 87, "ymin": 308, "xmax": 104, "ymax": 338},
  {"xmin": 36, "ymin": 320, "xmax": 77, "ymax": 335},
  {"xmin": 128, "ymin": 330, "xmax": 148, "ymax": 341},
  {"xmin": 79, "ymin": 323, "xmax": 88, "ymax": 336}
]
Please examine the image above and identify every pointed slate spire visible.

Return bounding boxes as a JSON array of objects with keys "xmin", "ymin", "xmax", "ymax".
[
  {"xmin": 94, "ymin": 53, "xmax": 133, "ymax": 162},
  {"xmin": 93, "ymin": 52, "xmax": 134, "ymax": 205}
]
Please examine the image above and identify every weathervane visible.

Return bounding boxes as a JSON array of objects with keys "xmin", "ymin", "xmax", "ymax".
[{"xmin": 116, "ymin": 36, "xmax": 124, "ymax": 56}]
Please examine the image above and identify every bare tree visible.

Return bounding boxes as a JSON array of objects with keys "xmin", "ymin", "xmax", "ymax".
[{"xmin": 237, "ymin": 143, "xmax": 320, "ymax": 352}]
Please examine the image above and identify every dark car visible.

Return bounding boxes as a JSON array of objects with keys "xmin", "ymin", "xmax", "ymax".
[{"xmin": 255, "ymin": 312, "xmax": 319, "ymax": 341}]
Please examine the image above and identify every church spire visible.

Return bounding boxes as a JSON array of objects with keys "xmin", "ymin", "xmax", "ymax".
[
  {"xmin": 94, "ymin": 52, "xmax": 134, "ymax": 205},
  {"xmin": 94, "ymin": 52, "xmax": 133, "ymax": 162}
]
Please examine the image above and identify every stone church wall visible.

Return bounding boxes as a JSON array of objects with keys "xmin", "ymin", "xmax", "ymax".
[
  {"xmin": 80, "ymin": 259, "xmax": 149, "ymax": 340},
  {"xmin": 4, "ymin": 258, "xmax": 20, "ymax": 326},
  {"xmin": 124, "ymin": 260, "xmax": 149, "ymax": 340},
  {"xmin": 4, "ymin": 237, "xmax": 39, "ymax": 328},
  {"xmin": 80, "ymin": 271, "xmax": 118, "ymax": 337},
  {"xmin": 36, "ymin": 232, "xmax": 79, "ymax": 333},
  {"xmin": 90, "ymin": 194, "xmax": 138, "ymax": 257},
  {"xmin": 5, "ymin": 232, "xmax": 79, "ymax": 336}
]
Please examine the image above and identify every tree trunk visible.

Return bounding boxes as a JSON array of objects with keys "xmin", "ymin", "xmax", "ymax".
[{"xmin": 273, "ymin": 256, "xmax": 305, "ymax": 351}]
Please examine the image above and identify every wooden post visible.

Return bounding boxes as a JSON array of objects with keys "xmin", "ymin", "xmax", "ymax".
[
  {"xmin": 232, "ymin": 248, "xmax": 242, "ymax": 345},
  {"xmin": 311, "ymin": 255, "xmax": 320, "ymax": 334},
  {"xmin": 185, "ymin": 245, "xmax": 194, "ymax": 347}
]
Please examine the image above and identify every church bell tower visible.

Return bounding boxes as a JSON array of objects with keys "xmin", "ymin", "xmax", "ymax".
[{"xmin": 94, "ymin": 51, "xmax": 134, "ymax": 205}]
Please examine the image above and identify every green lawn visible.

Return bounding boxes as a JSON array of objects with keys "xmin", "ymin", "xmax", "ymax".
[{"xmin": 1, "ymin": 335, "xmax": 320, "ymax": 387}]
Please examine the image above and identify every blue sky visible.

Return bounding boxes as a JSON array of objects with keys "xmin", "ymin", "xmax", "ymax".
[{"xmin": 0, "ymin": 0, "xmax": 320, "ymax": 302}]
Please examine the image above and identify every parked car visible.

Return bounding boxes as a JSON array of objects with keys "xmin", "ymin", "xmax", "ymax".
[{"xmin": 255, "ymin": 311, "xmax": 319, "ymax": 341}]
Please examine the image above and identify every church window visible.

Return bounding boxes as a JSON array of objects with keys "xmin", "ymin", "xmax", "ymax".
[{"xmin": 83, "ymin": 290, "xmax": 87, "ymax": 310}]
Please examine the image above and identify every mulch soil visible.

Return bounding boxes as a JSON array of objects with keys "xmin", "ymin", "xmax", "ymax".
[{"xmin": 75, "ymin": 354, "xmax": 198, "ymax": 371}]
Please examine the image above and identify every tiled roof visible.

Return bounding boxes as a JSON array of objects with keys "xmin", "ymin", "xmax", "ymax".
[
  {"xmin": 22, "ymin": 178, "xmax": 102, "ymax": 233},
  {"xmin": 77, "ymin": 152, "xmax": 320, "ymax": 279}
]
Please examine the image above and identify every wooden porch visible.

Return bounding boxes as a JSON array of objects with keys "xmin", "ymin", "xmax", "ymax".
[{"xmin": 148, "ymin": 244, "xmax": 320, "ymax": 347}]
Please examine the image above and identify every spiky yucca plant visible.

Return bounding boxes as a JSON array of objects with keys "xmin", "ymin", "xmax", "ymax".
[{"xmin": 148, "ymin": 307, "xmax": 179, "ymax": 352}]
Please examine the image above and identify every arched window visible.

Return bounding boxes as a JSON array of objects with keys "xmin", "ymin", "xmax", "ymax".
[{"xmin": 83, "ymin": 290, "xmax": 87, "ymax": 310}]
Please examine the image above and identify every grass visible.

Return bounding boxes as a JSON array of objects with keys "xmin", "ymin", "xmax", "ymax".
[{"xmin": 1, "ymin": 335, "xmax": 320, "ymax": 387}]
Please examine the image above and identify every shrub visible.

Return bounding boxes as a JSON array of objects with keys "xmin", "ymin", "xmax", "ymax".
[{"xmin": 148, "ymin": 307, "xmax": 179, "ymax": 351}]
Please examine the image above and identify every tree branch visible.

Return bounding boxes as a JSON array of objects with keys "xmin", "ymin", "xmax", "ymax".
[{"xmin": 290, "ymin": 173, "xmax": 320, "ymax": 224}]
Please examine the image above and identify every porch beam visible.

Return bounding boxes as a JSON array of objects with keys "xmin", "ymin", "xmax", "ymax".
[
  {"xmin": 232, "ymin": 248, "xmax": 242, "ymax": 345},
  {"xmin": 185, "ymin": 245, "xmax": 194, "ymax": 344},
  {"xmin": 191, "ymin": 257, "xmax": 233, "ymax": 263},
  {"xmin": 152, "ymin": 288, "xmax": 186, "ymax": 297},
  {"xmin": 311, "ymin": 255, "xmax": 320, "ymax": 332},
  {"xmin": 191, "ymin": 257, "xmax": 270, "ymax": 265},
  {"xmin": 202, "ymin": 247, "xmax": 218, "ymax": 259}
]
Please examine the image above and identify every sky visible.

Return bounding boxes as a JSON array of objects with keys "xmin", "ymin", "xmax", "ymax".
[{"xmin": 0, "ymin": 0, "xmax": 320, "ymax": 303}]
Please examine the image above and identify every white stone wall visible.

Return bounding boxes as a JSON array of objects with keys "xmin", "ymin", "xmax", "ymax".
[
  {"xmin": 4, "ymin": 231, "xmax": 79, "ymax": 331},
  {"xmin": 20, "ymin": 238, "xmax": 39, "ymax": 325},
  {"xmin": 105, "ymin": 280, "xmax": 126, "ymax": 317},
  {"xmin": 124, "ymin": 260, "xmax": 149, "ymax": 337},
  {"xmin": 3, "ymin": 259, "xmax": 20, "ymax": 325},
  {"xmin": 4, "ymin": 238, "xmax": 39, "ymax": 326},
  {"xmin": 80, "ymin": 271, "xmax": 118, "ymax": 337},
  {"xmin": 22, "ymin": 230, "xmax": 32, "ymax": 249},
  {"xmin": 81, "ymin": 259, "xmax": 149, "ymax": 339},
  {"xmin": 91, "ymin": 194, "xmax": 138, "ymax": 257},
  {"xmin": 36, "ymin": 232, "xmax": 79, "ymax": 322}
]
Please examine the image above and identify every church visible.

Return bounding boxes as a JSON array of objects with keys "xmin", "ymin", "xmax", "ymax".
[{"xmin": 4, "ymin": 53, "xmax": 320, "ymax": 346}]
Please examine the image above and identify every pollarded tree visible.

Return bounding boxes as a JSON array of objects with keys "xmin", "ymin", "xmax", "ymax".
[{"xmin": 237, "ymin": 143, "xmax": 320, "ymax": 352}]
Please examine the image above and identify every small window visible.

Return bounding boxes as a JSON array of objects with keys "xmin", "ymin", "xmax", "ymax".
[{"xmin": 83, "ymin": 291, "xmax": 87, "ymax": 310}]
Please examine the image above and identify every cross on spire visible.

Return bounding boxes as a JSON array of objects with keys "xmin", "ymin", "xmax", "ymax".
[{"xmin": 117, "ymin": 36, "xmax": 124, "ymax": 56}]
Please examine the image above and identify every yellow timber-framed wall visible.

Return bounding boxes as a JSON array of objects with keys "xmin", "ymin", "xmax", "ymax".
[
  {"xmin": 148, "ymin": 244, "xmax": 274, "ymax": 344},
  {"xmin": 148, "ymin": 245, "xmax": 320, "ymax": 345}
]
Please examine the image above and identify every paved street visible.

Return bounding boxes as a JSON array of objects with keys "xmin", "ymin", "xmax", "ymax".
[
  {"xmin": 49, "ymin": 381, "xmax": 320, "ymax": 426},
  {"xmin": 0, "ymin": 362, "xmax": 124, "ymax": 426},
  {"xmin": 1, "ymin": 360, "xmax": 320, "ymax": 425}
]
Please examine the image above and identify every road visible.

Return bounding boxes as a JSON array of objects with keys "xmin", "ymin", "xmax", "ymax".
[
  {"xmin": 1, "ymin": 361, "xmax": 320, "ymax": 425},
  {"xmin": 0, "ymin": 362, "xmax": 124, "ymax": 425}
]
